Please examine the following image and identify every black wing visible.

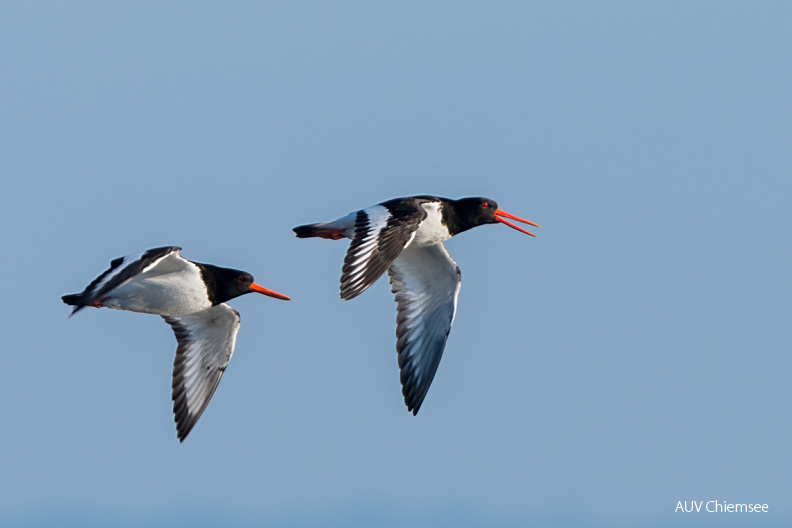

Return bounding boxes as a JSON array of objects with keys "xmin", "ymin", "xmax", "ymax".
[{"xmin": 339, "ymin": 200, "xmax": 427, "ymax": 300}]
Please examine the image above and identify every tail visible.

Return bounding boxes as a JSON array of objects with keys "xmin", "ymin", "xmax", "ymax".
[
  {"xmin": 293, "ymin": 223, "xmax": 320, "ymax": 238},
  {"xmin": 62, "ymin": 293, "xmax": 85, "ymax": 317},
  {"xmin": 293, "ymin": 223, "xmax": 347, "ymax": 240},
  {"xmin": 62, "ymin": 293, "xmax": 81, "ymax": 306}
]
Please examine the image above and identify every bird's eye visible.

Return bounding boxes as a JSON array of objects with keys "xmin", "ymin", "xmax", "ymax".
[
  {"xmin": 481, "ymin": 201, "xmax": 490, "ymax": 208},
  {"xmin": 236, "ymin": 275, "xmax": 245, "ymax": 283}
]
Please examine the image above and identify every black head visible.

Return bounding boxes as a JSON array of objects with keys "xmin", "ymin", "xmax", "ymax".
[
  {"xmin": 197, "ymin": 263, "xmax": 291, "ymax": 305},
  {"xmin": 445, "ymin": 197, "xmax": 539, "ymax": 237},
  {"xmin": 444, "ymin": 197, "xmax": 500, "ymax": 235}
]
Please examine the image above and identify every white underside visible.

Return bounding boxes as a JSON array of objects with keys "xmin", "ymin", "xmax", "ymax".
[{"xmin": 102, "ymin": 253, "xmax": 211, "ymax": 316}]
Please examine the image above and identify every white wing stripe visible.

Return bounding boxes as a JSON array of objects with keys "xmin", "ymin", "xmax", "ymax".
[
  {"xmin": 140, "ymin": 252, "xmax": 178, "ymax": 275},
  {"xmin": 346, "ymin": 207, "xmax": 390, "ymax": 266},
  {"xmin": 89, "ymin": 250, "xmax": 146, "ymax": 296},
  {"xmin": 364, "ymin": 205, "xmax": 392, "ymax": 226},
  {"xmin": 339, "ymin": 201, "xmax": 429, "ymax": 301}
]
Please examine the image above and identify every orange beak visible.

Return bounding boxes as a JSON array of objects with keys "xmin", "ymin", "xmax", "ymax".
[
  {"xmin": 494, "ymin": 209, "xmax": 540, "ymax": 237},
  {"xmin": 250, "ymin": 283, "xmax": 291, "ymax": 301}
]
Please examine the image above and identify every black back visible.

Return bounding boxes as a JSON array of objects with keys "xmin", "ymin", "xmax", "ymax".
[{"xmin": 379, "ymin": 195, "xmax": 501, "ymax": 236}]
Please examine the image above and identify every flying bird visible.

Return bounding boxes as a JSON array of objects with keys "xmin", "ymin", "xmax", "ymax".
[
  {"xmin": 293, "ymin": 195, "xmax": 539, "ymax": 414},
  {"xmin": 62, "ymin": 246, "xmax": 290, "ymax": 441}
]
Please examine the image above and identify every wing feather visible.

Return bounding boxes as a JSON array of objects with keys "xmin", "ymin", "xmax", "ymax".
[
  {"xmin": 163, "ymin": 304, "xmax": 240, "ymax": 442},
  {"xmin": 340, "ymin": 204, "xmax": 425, "ymax": 300},
  {"xmin": 64, "ymin": 246, "xmax": 183, "ymax": 316},
  {"xmin": 388, "ymin": 243, "xmax": 461, "ymax": 414}
]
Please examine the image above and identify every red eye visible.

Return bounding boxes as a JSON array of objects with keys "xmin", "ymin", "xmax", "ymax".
[
  {"xmin": 237, "ymin": 275, "xmax": 245, "ymax": 283},
  {"xmin": 482, "ymin": 201, "xmax": 489, "ymax": 208}
]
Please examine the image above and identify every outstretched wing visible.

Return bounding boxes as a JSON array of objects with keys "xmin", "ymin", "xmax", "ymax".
[
  {"xmin": 340, "ymin": 203, "xmax": 426, "ymax": 300},
  {"xmin": 63, "ymin": 246, "xmax": 182, "ymax": 316},
  {"xmin": 388, "ymin": 243, "xmax": 461, "ymax": 414},
  {"xmin": 163, "ymin": 304, "xmax": 240, "ymax": 442}
]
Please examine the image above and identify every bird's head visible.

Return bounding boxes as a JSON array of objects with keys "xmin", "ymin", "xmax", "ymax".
[
  {"xmin": 450, "ymin": 197, "xmax": 540, "ymax": 237},
  {"xmin": 199, "ymin": 264, "xmax": 291, "ymax": 304}
]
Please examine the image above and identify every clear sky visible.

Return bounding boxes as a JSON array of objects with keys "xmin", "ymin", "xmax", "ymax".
[{"xmin": 2, "ymin": 2, "xmax": 790, "ymax": 527}]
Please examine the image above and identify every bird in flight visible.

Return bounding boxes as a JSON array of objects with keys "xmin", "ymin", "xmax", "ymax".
[
  {"xmin": 62, "ymin": 246, "xmax": 290, "ymax": 441},
  {"xmin": 293, "ymin": 195, "xmax": 538, "ymax": 414}
]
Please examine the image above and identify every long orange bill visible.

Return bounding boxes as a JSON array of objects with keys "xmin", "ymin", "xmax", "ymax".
[
  {"xmin": 250, "ymin": 283, "xmax": 291, "ymax": 301},
  {"xmin": 494, "ymin": 209, "xmax": 540, "ymax": 237}
]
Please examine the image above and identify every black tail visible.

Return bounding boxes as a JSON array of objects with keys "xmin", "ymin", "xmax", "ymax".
[
  {"xmin": 62, "ymin": 293, "xmax": 81, "ymax": 306},
  {"xmin": 293, "ymin": 224, "xmax": 319, "ymax": 238},
  {"xmin": 62, "ymin": 293, "xmax": 87, "ymax": 317},
  {"xmin": 293, "ymin": 222, "xmax": 348, "ymax": 240}
]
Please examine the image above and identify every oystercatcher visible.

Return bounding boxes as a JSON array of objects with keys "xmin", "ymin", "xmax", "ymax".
[
  {"xmin": 62, "ymin": 246, "xmax": 290, "ymax": 441},
  {"xmin": 293, "ymin": 196, "xmax": 539, "ymax": 414}
]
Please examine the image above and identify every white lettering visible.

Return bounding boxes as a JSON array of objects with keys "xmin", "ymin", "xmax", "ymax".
[
  {"xmin": 675, "ymin": 501, "xmax": 703, "ymax": 512},
  {"xmin": 681, "ymin": 500, "xmax": 769, "ymax": 513}
]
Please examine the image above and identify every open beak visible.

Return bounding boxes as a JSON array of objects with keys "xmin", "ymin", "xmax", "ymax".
[
  {"xmin": 250, "ymin": 283, "xmax": 291, "ymax": 301},
  {"xmin": 494, "ymin": 209, "xmax": 541, "ymax": 237}
]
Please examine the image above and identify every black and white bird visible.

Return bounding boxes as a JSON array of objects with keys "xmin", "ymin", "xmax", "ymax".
[
  {"xmin": 293, "ymin": 195, "xmax": 539, "ymax": 414},
  {"xmin": 62, "ymin": 246, "xmax": 290, "ymax": 441}
]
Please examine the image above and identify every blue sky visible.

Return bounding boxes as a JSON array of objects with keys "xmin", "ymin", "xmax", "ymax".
[{"xmin": 2, "ymin": 2, "xmax": 791, "ymax": 527}]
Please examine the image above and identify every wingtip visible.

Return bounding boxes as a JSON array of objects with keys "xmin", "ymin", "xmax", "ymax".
[
  {"xmin": 175, "ymin": 421, "xmax": 193, "ymax": 443},
  {"xmin": 340, "ymin": 289, "xmax": 355, "ymax": 301}
]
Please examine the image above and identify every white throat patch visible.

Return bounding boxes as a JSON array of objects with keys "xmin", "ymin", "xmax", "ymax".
[{"xmin": 409, "ymin": 202, "xmax": 451, "ymax": 247}]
